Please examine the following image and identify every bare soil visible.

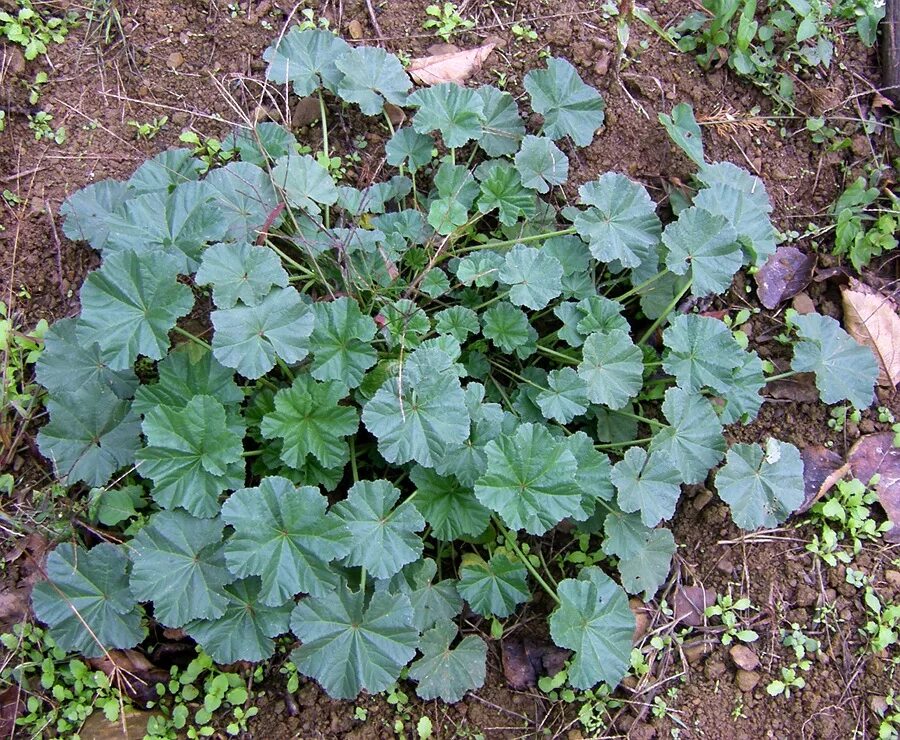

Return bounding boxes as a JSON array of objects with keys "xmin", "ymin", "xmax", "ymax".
[{"xmin": 2, "ymin": 0, "xmax": 899, "ymax": 738}]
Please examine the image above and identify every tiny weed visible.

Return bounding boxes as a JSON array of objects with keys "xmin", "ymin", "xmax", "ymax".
[
  {"xmin": 705, "ymin": 593, "xmax": 759, "ymax": 645},
  {"xmin": 179, "ymin": 130, "xmax": 234, "ymax": 172},
  {"xmin": 27, "ymin": 70, "xmax": 48, "ymax": 105},
  {"xmin": 511, "ymin": 23, "xmax": 538, "ymax": 43},
  {"xmin": 0, "ymin": 0, "xmax": 77, "ymax": 61},
  {"xmin": 805, "ymin": 477, "xmax": 888, "ymax": 566},
  {"xmin": 766, "ymin": 665, "xmax": 806, "ymax": 699},
  {"xmin": 27, "ymin": 111, "xmax": 66, "ymax": 144},
  {"xmin": 128, "ymin": 115, "xmax": 169, "ymax": 141},
  {"xmin": 423, "ymin": 3, "xmax": 474, "ymax": 42},
  {"xmin": 831, "ymin": 175, "xmax": 899, "ymax": 271}
]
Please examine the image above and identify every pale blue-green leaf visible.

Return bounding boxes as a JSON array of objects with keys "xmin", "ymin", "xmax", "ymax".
[
  {"xmin": 409, "ymin": 621, "xmax": 486, "ymax": 703},
  {"xmin": 566, "ymin": 431, "xmax": 615, "ymax": 508},
  {"xmin": 129, "ymin": 510, "xmax": 233, "ymax": 627},
  {"xmin": 611, "ymin": 447, "xmax": 682, "ymax": 527},
  {"xmin": 136, "ymin": 395, "xmax": 245, "ymax": 517},
  {"xmin": 658, "ymin": 103, "xmax": 704, "ymax": 166},
  {"xmin": 790, "ymin": 312, "xmax": 877, "ymax": 409},
  {"xmin": 536, "ymin": 367, "xmax": 589, "ymax": 423},
  {"xmin": 204, "ymin": 162, "xmax": 281, "ymax": 243},
  {"xmin": 474, "ymin": 422, "xmax": 584, "ymax": 535},
  {"xmin": 309, "ymin": 297, "xmax": 377, "ymax": 388},
  {"xmin": 577, "ymin": 330, "xmax": 643, "ymax": 409},
  {"xmin": 37, "ymin": 386, "xmax": 140, "ymax": 488},
  {"xmin": 549, "ymin": 567, "xmax": 634, "ymax": 689},
  {"xmin": 77, "ymin": 250, "xmax": 194, "ymax": 370},
  {"xmin": 332, "ymin": 480, "xmax": 425, "ymax": 579},
  {"xmin": 617, "ymin": 528, "xmax": 676, "ymax": 601},
  {"xmin": 476, "ymin": 162, "xmax": 535, "ymax": 226},
  {"xmin": 185, "ymin": 577, "xmax": 293, "ymax": 663},
  {"xmin": 524, "ymin": 58, "xmax": 605, "ymax": 145},
  {"xmin": 335, "ymin": 46, "xmax": 411, "ymax": 115},
  {"xmin": 572, "ymin": 173, "xmax": 661, "ymax": 268},
  {"xmin": 497, "ymin": 244, "xmax": 563, "ymax": 310},
  {"xmin": 663, "ymin": 206, "xmax": 742, "ymax": 297},
  {"xmin": 457, "ymin": 553, "xmax": 529, "ymax": 618},
  {"xmin": 32, "ymin": 543, "xmax": 145, "ymax": 658},
  {"xmin": 408, "ymin": 83, "xmax": 484, "ymax": 147},
  {"xmin": 271, "ymin": 154, "xmax": 338, "ymax": 213},
  {"xmin": 127, "ymin": 149, "xmax": 202, "ymax": 196},
  {"xmin": 649, "ymin": 387, "xmax": 725, "ymax": 484},
  {"xmin": 263, "ymin": 28, "xmax": 350, "ymax": 95},
  {"xmin": 222, "ymin": 477, "xmax": 351, "ymax": 604},
  {"xmin": 477, "ymin": 85, "xmax": 525, "ymax": 156},
  {"xmin": 211, "ymin": 287, "xmax": 314, "ymax": 379},
  {"xmin": 694, "ymin": 180, "xmax": 776, "ymax": 266},
  {"xmin": 715, "ymin": 440, "xmax": 805, "ymax": 529},
  {"xmin": 377, "ymin": 559, "xmax": 462, "ymax": 632},
  {"xmin": 195, "ymin": 242, "xmax": 289, "ymax": 309},
  {"xmin": 60, "ymin": 180, "xmax": 130, "ymax": 250},
  {"xmin": 225, "ymin": 122, "xmax": 297, "ymax": 167},
  {"xmin": 385, "ymin": 127, "xmax": 435, "ymax": 172},
  {"xmin": 132, "ymin": 349, "xmax": 242, "ymax": 414},
  {"xmin": 290, "ymin": 587, "xmax": 418, "ymax": 699},
  {"xmin": 36, "ymin": 318, "xmax": 138, "ymax": 399},
  {"xmin": 662, "ymin": 313, "xmax": 744, "ymax": 394},
  {"xmin": 514, "ymin": 135, "xmax": 568, "ymax": 194},
  {"xmin": 434, "ymin": 306, "xmax": 480, "ymax": 343},
  {"xmin": 718, "ymin": 350, "xmax": 766, "ymax": 425},
  {"xmin": 456, "ymin": 251, "xmax": 503, "ymax": 287}
]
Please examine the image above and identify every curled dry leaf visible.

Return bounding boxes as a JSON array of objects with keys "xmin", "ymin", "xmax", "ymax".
[
  {"xmin": 848, "ymin": 432, "xmax": 900, "ymax": 543},
  {"xmin": 797, "ymin": 445, "xmax": 848, "ymax": 513},
  {"xmin": 501, "ymin": 637, "xmax": 571, "ymax": 689},
  {"xmin": 841, "ymin": 280, "xmax": 900, "ymax": 388},
  {"xmin": 408, "ymin": 41, "xmax": 498, "ymax": 86},
  {"xmin": 754, "ymin": 246, "xmax": 815, "ymax": 310},
  {"xmin": 88, "ymin": 649, "xmax": 170, "ymax": 706}
]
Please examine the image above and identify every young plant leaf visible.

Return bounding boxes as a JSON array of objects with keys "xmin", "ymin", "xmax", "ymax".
[
  {"xmin": 477, "ymin": 85, "xmax": 526, "ymax": 156},
  {"xmin": 616, "ymin": 527, "xmax": 676, "ymax": 601},
  {"xmin": 37, "ymin": 386, "xmax": 141, "ymax": 487},
  {"xmin": 263, "ymin": 27, "xmax": 351, "ymax": 95},
  {"xmin": 410, "ymin": 466, "xmax": 491, "ymax": 540},
  {"xmin": 261, "ymin": 376, "xmax": 358, "ymax": 470},
  {"xmin": 514, "ymin": 135, "xmax": 569, "ymax": 194},
  {"xmin": 77, "ymin": 249, "xmax": 194, "ymax": 371},
  {"xmin": 571, "ymin": 173, "xmax": 662, "ymax": 268},
  {"xmin": 482, "ymin": 302, "xmax": 538, "ymax": 357},
  {"xmin": 309, "ymin": 297, "xmax": 378, "ymax": 388},
  {"xmin": 715, "ymin": 440, "xmax": 805, "ymax": 529},
  {"xmin": 385, "ymin": 127, "xmax": 436, "ymax": 172},
  {"xmin": 548, "ymin": 566, "xmax": 634, "ymax": 689},
  {"xmin": 498, "ymin": 244, "xmax": 563, "ymax": 310},
  {"xmin": 456, "ymin": 251, "xmax": 504, "ymax": 287},
  {"xmin": 694, "ymin": 177, "xmax": 776, "ymax": 266},
  {"xmin": 790, "ymin": 312, "xmax": 878, "ymax": 409},
  {"xmin": 536, "ymin": 367, "xmax": 590, "ymax": 423},
  {"xmin": 290, "ymin": 586, "xmax": 418, "ymax": 699},
  {"xmin": 434, "ymin": 306, "xmax": 480, "ymax": 343},
  {"xmin": 195, "ymin": 242, "xmax": 289, "ymax": 309},
  {"xmin": 457, "ymin": 553, "xmax": 529, "ymax": 618},
  {"xmin": 129, "ymin": 510, "xmax": 233, "ymax": 628},
  {"xmin": 658, "ymin": 103, "xmax": 704, "ymax": 166},
  {"xmin": 331, "ymin": 480, "xmax": 425, "ymax": 579},
  {"xmin": 271, "ymin": 154, "xmax": 339, "ymax": 214},
  {"xmin": 476, "ymin": 162, "xmax": 536, "ymax": 226},
  {"xmin": 649, "ymin": 387, "xmax": 725, "ymax": 484},
  {"xmin": 185, "ymin": 577, "xmax": 293, "ymax": 663},
  {"xmin": 577, "ymin": 329, "xmax": 643, "ymax": 409},
  {"xmin": 204, "ymin": 162, "xmax": 281, "ymax": 243},
  {"xmin": 524, "ymin": 58, "xmax": 605, "ymax": 146},
  {"xmin": 126, "ymin": 148, "xmax": 203, "ymax": 196},
  {"xmin": 662, "ymin": 313, "xmax": 745, "ymax": 394},
  {"xmin": 567, "ymin": 431, "xmax": 616, "ymax": 507},
  {"xmin": 474, "ymin": 422, "xmax": 584, "ymax": 535},
  {"xmin": 335, "ymin": 46, "xmax": 411, "ymax": 115},
  {"xmin": 409, "ymin": 621, "xmax": 487, "ymax": 703},
  {"xmin": 717, "ymin": 351, "xmax": 766, "ymax": 425},
  {"xmin": 60, "ymin": 179, "xmax": 131, "ymax": 250},
  {"xmin": 663, "ymin": 206, "xmax": 742, "ymax": 297},
  {"xmin": 221, "ymin": 477, "xmax": 352, "ymax": 604},
  {"xmin": 32, "ymin": 543, "xmax": 146, "ymax": 658},
  {"xmin": 136, "ymin": 395, "xmax": 245, "ymax": 517},
  {"xmin": 611, "ymin": 447, "xmax": 682, "ymax": 527},
  {"xmin": 225, "ymin": 122, "xmax": 297, "ymax": 167},
  {"xmin": 211, "ymin": 286, "xmax": 315, "ymax": 379},
  {"xmin": 408, "ymin": 83, "xmax": 485, "ymax": 147}
]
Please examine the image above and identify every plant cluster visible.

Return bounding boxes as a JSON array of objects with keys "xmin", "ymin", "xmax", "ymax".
[
  {"xmin": 29, "ymin": 28, "xmax": 879, "ymax": 707},
  {"xmin": 0, "ymin": 0, "xmax": 77, "ymax": 61},
  {"xmin": 830, "ymin": 175, "xmax": 899, "ymax": 271}
]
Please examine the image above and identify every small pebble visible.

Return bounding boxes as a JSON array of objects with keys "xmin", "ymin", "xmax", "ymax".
[
  {"xmin": 736, "ymin": 669, "xmax": 761, "ymax": 692},
  {"xmin": 729, "ymin": 644, "xmax": 760, "ymax": 671},
  {"xmin": 167, "ymin": 51, "xmax": 185, "ymax": 70}
]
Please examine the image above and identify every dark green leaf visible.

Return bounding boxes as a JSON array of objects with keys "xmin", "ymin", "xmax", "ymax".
[
  {"xmin": 662, "ymin": 313, "xmax": 744, "ymax": 394},
  {"xmin": 32, "ymin": 544, "xmax": 146, "ymax": 658},
  {"xmin": 225, "ymin": 122, "xmax": 297, "ymax": 166},
  {"xmin": 309, "ymin": 297, "xmax": 378, "ymax": 388},
  {"xmin": 409, "ymin": 621, "xmax": 487, "ymax": 703},
  {"xmin": 476, "ymin": 162, "xmax": 535, "ymax": 226},
  {"xmin": 132, "ymin": 348, "xmax": 242, "ymax": 415},
  {"xmin": 611, "ymin": 447, "xmax": 682, "ymax": 527},
  {"xmin": 477, "ymin": 85, "xmax": 525, "ymax": 156},
  {"xmin": 271, "ymin": 154, "xmax": 339, "ymax": 214},
  {"xmin": 457, "ymin": 553, "xmax": 529, "ymax": 618},
  {"xmin": 663, "ymin": 206, "xmax": 742, "ymax": 297},
  {"xmin": 577, "ymin": 330, "xmax": 643, "ymax": 409},
  {"xmin": 434, "ymin": 306, "xmax": 480, "ymax": 343},
  {"xmin": 658, "ymin": 103, "xmax": 704, "ymax": 166},
  {"xmin": 536, "ymin": 367, "xmax": 589, "ymax": 423},
  {"xmin": 482, "ymin": 302, "xmax": 537, "ymax": 357},
  {"xmin": 649, "ymin": 387, "xmax": 725, "ymax": 484},
  {"xmin": 60, "ymin": 180, "xmax": 131, "ymax": 250},
  {"xmin": 385, "ymin": 127, "xmax": 435, "ymax": 172},
  {"xmin": 127, "ymin": 149, "xmax": 203, "ymax": 196},
  {"xmin": 377, "ymin": 559, "xmax": 462, "ymax": 632},
  {"xmin": 410, "ymin": 465, "xmax": 490, "ymax": 540},
  {"xmin": 616, "ymin": 528, "xmax": 675, "ymax": 600}
]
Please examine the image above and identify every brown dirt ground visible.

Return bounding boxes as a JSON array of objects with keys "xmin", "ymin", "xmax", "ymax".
[{"xmin": 2, "ymin": 0, "xmax": 900, "ymax": 738}]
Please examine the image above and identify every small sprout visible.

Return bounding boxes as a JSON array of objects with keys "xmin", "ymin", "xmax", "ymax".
[{"xmin": 423, "ymin": 3, "xmax": 474, "ymax": 42}]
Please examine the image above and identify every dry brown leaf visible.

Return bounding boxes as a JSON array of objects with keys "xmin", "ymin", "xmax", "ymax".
[
  {"xmin": 797, "ymin": 445, "xmax": 848, "ymax": 513},
  {"xmin": 408, "ymin": 41, "xmax": 497, "ymax": 86},
  {"xmin": 848, "ymin": 432, "xmax": 900, "ymax": 543},
  {"xmin": 841, "ymin": 280, "xmax": 900, "ymax": 387}
]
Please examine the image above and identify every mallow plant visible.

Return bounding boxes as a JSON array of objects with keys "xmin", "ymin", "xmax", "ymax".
[{"xmin": 31, "ymin": 28, "xmax": 878, "ymax": 703}]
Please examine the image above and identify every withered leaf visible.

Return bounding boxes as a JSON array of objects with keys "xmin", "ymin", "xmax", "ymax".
[
  {"xmin": 755, "ymin": 246, "xmax": 815, "ymax": 310},
  {"xmin": 848, "ymin": 433, "xmax": 900, "ymax": 542},
  {"xmin": 841, "ymin": 281, "xmax": 900, "ymax": 388},
  {"xmin": 408, "ymin": 41, "xmax": 498, "ymax": 86}
]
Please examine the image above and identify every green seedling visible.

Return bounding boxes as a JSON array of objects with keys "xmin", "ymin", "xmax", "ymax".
[
  {"xmin": 766, "ymin": 665, "xmax": 806, "ymax": 698},
  {"xmin": 705, "ymin": 593, "xmax": 759, "ymax": 645},
  {"xmin": 28, "ymin": 31, "xmax": 879, "ymax": 711},
  {"xmin": 831, "ymin": 175, "xmax": 898, "ymax": 270},
  {"xmin": 0, "ymin": 0, "xmax": 76, "ymax": 60},
  {"xmin": 179, "ymin": 130, "xmax": 234, "ymax": 172},
  {"xmin": 511, "ymin": 23, "xmax": 538, "ymax": 43},
  {"xmin": 27, "ymin": 111, "xmax": 66, "ymax": 143},
  {"xmin": 805, "ymin": 477, "xmax": 888, "ymax": 566},
  {"xmin": 423, "ymin": 3, "xmax": 473, "ymax": 42},
  {"xmin": 128, "ymin": 115, "xmax": 169, "ymax": 141},
  {"xmin": 27, "ymin": 70, "xmax": 48, "ymax": 104}
]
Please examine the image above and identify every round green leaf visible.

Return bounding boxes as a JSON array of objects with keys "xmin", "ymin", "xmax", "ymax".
[{"xmin": 409, "ymin": 621, "xmax": 487, "ymax": 703}]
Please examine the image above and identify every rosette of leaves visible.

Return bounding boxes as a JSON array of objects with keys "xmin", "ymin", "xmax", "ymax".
[{"xmin": 33, "ymin": 30, "xmax": 877, "ymax": 704}]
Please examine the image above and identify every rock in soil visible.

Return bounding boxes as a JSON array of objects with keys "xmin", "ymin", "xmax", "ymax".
[
  {"xmin": 736, "ymin": 669, "xmax": 761, "ymax": 692},
  {"xmin": 729, "ymin": 644, "xmax": 760, "ymax": 671}
]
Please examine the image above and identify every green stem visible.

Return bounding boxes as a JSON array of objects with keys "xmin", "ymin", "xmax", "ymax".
[
  {"xmin": 616, "ymin": 269, "xmax": 670, "ymax": 302},
  {"xmin": 269, "ymin": 245, "xmax": 308, "ymax": 273},
  {"xmin": 457, "ymin": 227, "xmax": 577, "ymax": 255},
  {"xmin": 764, "ymin": 370, "xmax": 797, "ymax": 382},
  {"xmin": 276, "ymin": 357, "xmax": 295, "ymax": 381},
  {"xmin": 536, "ymin": 344, "xmax": 579, "ymax": 365},
  {"xmin": 359, "ymin": 567, "xmax": 366, "ymax": 593},
  {"xmin": 383, "ymin": 110, "xmax": 396, "ymax": 136},
  {"xmin": 637, "ymin": 279, "xmax": 692, "ymax": 346},
  {"xmin": 494, "ymin": 518, "xmax": 560, "ymax": 606},
  {"xmin": 471, "ymin": 290, "xmax": 511, "ymax": 311},
  {"xmin": 612, "ymin": 409, "xmax": 665, "ymax": 428},
  {"xmin": 318, "ymin": 90, "xmax": 331, "ymax": 230},
  {"xmin": 173, "ymin": 326, "xmax": 211, "ymax": 350},
  {"xmin": 241, "ymin": 449, "xmax": 264, "ymax": 457},
  {"xmin": 490, "ymin": 362, "xmax": 547, "ymax": 393},
  {"xmin": 595, "ymin": 437, "xmax": 653, "ymax": 450},
  {"xmin": 349, "ymin": 438, "xmax": 359, "ymax": 483}
]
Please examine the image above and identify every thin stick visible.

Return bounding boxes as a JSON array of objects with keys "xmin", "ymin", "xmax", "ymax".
[{"xmin": 365, "ymin": 0, "xmax": 385, "ymax": 42}]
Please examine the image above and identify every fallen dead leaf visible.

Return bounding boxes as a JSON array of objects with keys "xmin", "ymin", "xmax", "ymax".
[
  {"xmin": 754, "ymin": 246, "xmax": 815, "ymax": 309},
  {"xmin": 797, "ymin": 445, "xmax": 848, "ymax": 513},
  {"xmin": 672, "ymin": 585, "xmax": 716, "ymax": 627},
  {"xmin": 765, "ymin": 374, "xmax": 820, "ymax": 403},
  {"xmin": 408, "ymin": 41, "xmax": 498, "ymax": 86},
  {"xmin": 841, "ymin": 280, "xmax": 900, "ymax": 388},
  {"xmin": 848, "ymin": 433, "xmax": 900, "ymax": 542},
  {"xmin": 88, "ymin": 650, "xmax": 169, "ymax": 707},
  {"xmin": 0, "ymin": 685, "xmax": 23, "ymax": 738},
  {"xmin": 79, "ymin": 708, "xmax": 164, "ymax": 740},
  {"xmin": 501, "ymin": 637, "xmax": 571, "ymax": 689},
  {"xmin": 792, "ymin": 292, "xmax": 816, "ymax": 315}
]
